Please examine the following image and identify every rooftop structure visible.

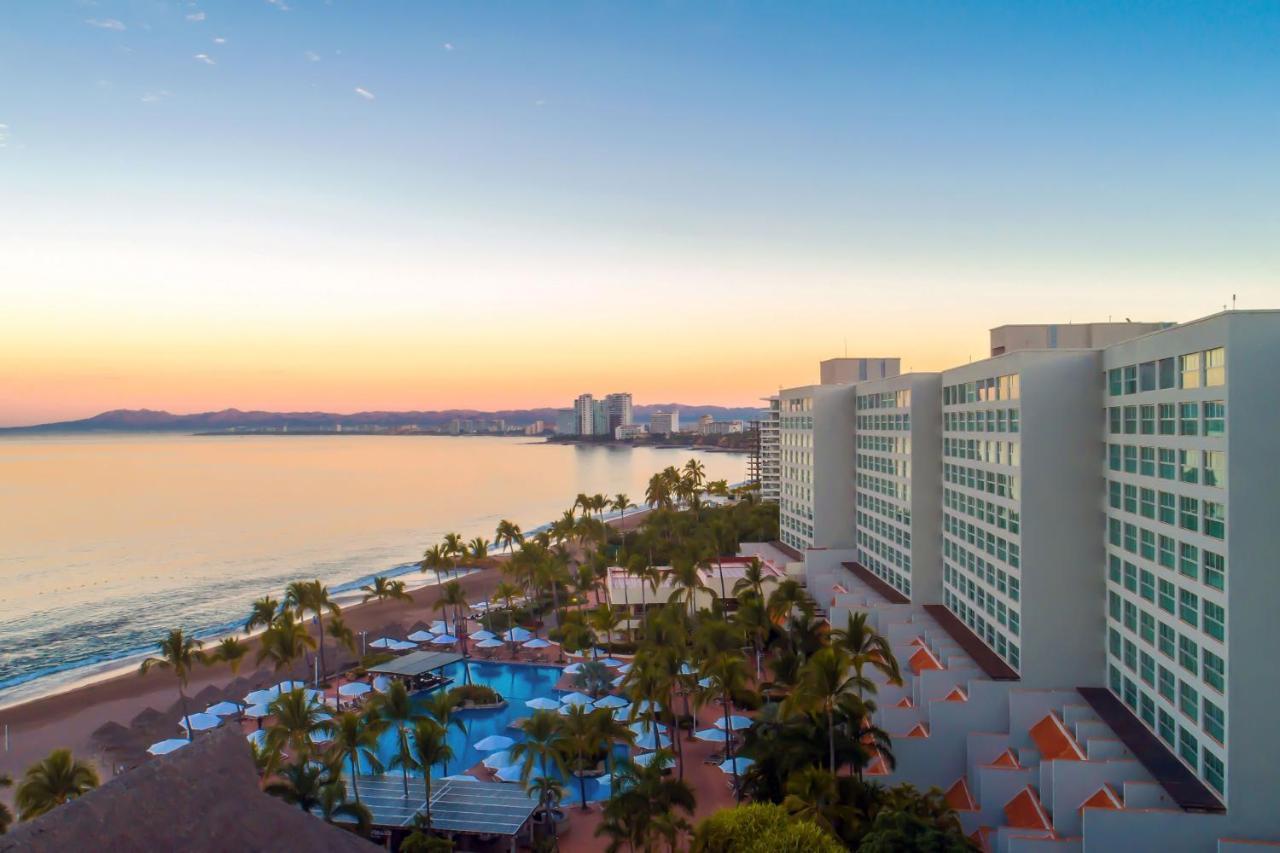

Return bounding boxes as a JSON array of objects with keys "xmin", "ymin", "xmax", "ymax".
[
  {"xmin": 820, "ymin": 357, "xmax": 902, "ymax": 386},
  {"xmin": 336, "ymin": 775, "xmax": 539, "ymax": 838},
  {"xmin": 989, "ymin": 321, "xmax": 1172, "ymax": 357}
]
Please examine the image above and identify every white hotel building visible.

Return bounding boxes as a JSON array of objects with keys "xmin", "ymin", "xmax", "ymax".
[{"xmin": 774, "ymin": 311, "xmax": 1279, "ymax": 848}]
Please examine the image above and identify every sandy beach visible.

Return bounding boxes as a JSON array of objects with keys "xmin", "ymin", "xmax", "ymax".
[{"xmin": 0, "ymin": 507, "xmax": 653, "ymax": 787}]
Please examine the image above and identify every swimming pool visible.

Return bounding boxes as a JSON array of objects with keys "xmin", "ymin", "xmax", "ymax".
[{"xmin": 358, "ymin": 660, "xmax": 620, "ymax": 804}]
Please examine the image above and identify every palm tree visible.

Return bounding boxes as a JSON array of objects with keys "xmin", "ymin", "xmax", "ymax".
[
  {"xmin": 697, "ymin": 652, "xmax": 753, "ymax": 798},
  {"xmin": 588, "ymin": 604, "xmax": 623, "ymax": 657},
  {"xmin": 285, "ymin": 580, "xmax": 340, "ymax": 683},
  {"xmin": 436, "ymin": 579, "xmax": 470, "ymax": 635},
  {"xmin": 558, "ymin": 703, "xmax": 598, "ymax": 811},
  {"xmin": 361, "ymin": 575, "xmax": 412, "ymax": 605},
  {"xmin": 467, "ymin": 537, "xmax": 489, "ymax": 560},
  {"xmin": 645, "ymin": 472, "xmax": 673, "ymax": 510},
  {"xmin": 494, "ymin": 519, "xmax": 523, "ymax": 555},
  {"xmin": 833, "ymin": 612, "xmax": 902, "ymax": 697},
  {"xmin": 0, "ymin": 774, "xmax": 12, "ymax": 835},
  {"xmin": 510, "ymin": 710, "xmax": 567, "ymax": 823},
  {"xmin": 732, "ymin": 556, "xmax": 767, "ymax": 601},
  {"xmin": 790, "ymin": 646, "xmax": 871, "ymax": 773},
  {"xmin": 708, "ymin": 518, "xmax": 739, "ymax": 601},
  {"xmin": 325, "ymin": 710, "xmax": 384, "ymax": 803},
  {"xmin": 264, "ymin": 760, "xmax": 327, "ymax": 812},
  {"xmin": 256, "ymin": 611, "xmax": 317, "ymax": 672},
  {"xmin": 14, "ymin": 749, "xmax": 99, "ymax": 821},
  {"xmin": 421, "ymin": 543, "xmax": 450, "ymax": 586},
  {"xmin": 371, "ymin": 681, "xmax": 424, "ymax": 798},
  {"xmin": 595, "ymin": 752, "xmax": 695, "ymax": 852},
  {"xmin": 420, "ymin": 691, "xmax": 465, "ymax": 775},
  {"xmin": 611, "ymin": 493, "xmax": 634, "ymax": 544},
  {"xmin": 683, "ymin": 457, "xmax": 706, "ymax": 492},
  {"xmin": 318, "ymin": 781, "xmax": 373, "ymax": 834},
  {"xmin": 409, "ymin": 719, "xmax": 454, "ymax": 827},
  {"xmin": 211, "ymin": 636, "xmax": 250, "ymax": 674},
  {"xmin": 442, "ymin": 532, "xmax": 466, "ymax": 574},
  {"xmin": 783, "ymin": 766, "xmax": 856, "ymax": 835},
  {"xmin": 266, "ymin": 688, "xmax": 328, "ymax": 762},
  {"xmin": 668, "ymin": 557, "xmax": 706, "ymax": 619},
  {"xmin": 138, "ymin": 628, "xmax": 207, "ymax": 740},
  {"xmin": 590, "ymin": 707, "xmax": 634, "ymax": 788},
  {"xmin": 245, "ymin": 595, "xmax": 280, "ymax": 634},
  {"xmin": 327, "ymin": 612, "xmax": 358, "ymax": 661}
]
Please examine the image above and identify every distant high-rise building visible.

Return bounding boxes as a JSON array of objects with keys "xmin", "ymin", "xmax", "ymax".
[
  {"xmin": 555, "ymin": 409, "xmax": 577, "ymax": 435},
  {"xmin": 593, "ymin": 400, "xmax": 610, "ymax": 436},
  {"xmin": 574, "ymin": 394, "xmax": 594, "ymax": 435},
  {"xmin": 650, "ymin": 410, "xmax": 680, "ymax": 436},
  {"xmin": 606, "ymin": 393, "xmax": 634, "ymax": 432},
  {"xmin": 759, "ymin": 396, "xmax": 780, "ymax": 502}
]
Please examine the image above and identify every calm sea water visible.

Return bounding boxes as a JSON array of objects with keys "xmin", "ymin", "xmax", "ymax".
[{"xmin": 0, "ymin": 434, "xmax": 742, "ymax": 705}]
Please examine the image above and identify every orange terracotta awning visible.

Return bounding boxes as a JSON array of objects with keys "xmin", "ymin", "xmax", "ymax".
[
  {"xmin": 906, "ymin": 722, "xmax": 929, "ymax": 738},
  {"xmin": 946, "ymin": 777, "xmax": 979, "ymax": 811},
  {"xmin": 1079, "ymin": 784, "xmax": 1122, "ymax": 812},
  {"xmin": 944, "ymin": 686, "xmax": 968, "ymax": 702},
  {"xmin": 989, "ymin": 748, "xmax": 1020, "ymax": 769},
  {"xmin": 1030, "ymin": 712, "xmax": 1086, "ymax": 761},
  {"xmin": 970, "ymin": 826, "xmax": 994, "ymax": 853},
  {"xmin": 908, "ymin": 644, "xmax": 943, "ymax": 675},
  {"xmin": 1004, "ymin": 786, "xmax": 1052, "ymax": 832},
  {"xmin": 895, "ymin": 696, "xmax": 914, "ymax": 709}
]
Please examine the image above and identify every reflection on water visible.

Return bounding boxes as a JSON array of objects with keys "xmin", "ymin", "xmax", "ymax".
[{"xmin": 0, "ymin": 433, "xmax": 742, "ymax": 701}]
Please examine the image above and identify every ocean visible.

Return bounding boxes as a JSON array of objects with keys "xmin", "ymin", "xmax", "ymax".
[{"xmin": 0, "ymin": 433, "xmax": 743, "ymax": 706}]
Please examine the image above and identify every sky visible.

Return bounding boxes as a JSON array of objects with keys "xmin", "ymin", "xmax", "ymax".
[{"xmin": 1, "ymin": 1, "xmax": 1277, "ymax": 426}]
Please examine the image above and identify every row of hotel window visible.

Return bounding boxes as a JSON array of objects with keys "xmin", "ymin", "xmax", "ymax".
[
  {"xmin": 1108, "ymin": 348, "xmax": 1225, "ymax": 396},
  {"xmin": 856, "ymin": 528, "xmax": 911, "ymax": 571},
  {"xmin": 1110, "ymin": 515, "xmax": 1227, "ymax": 578},
  {"xmin": 856, "ymin": 434, "xmax": 911, "ymax": 454},
  {"xmin": 855, "ymin": 413, "xmax": 912, "ymax": 431},
  {"xmin": 858, "ymin": 549, "xmax": 911, "ymax": 597},
  {"xmin": 1111, "ymin": 662, "xmax": 1225, "ymax": 794},
  {"xmin": 1109, "ymin": 596, "xmax": 1225, "ymax": 694},
  {"xmin": 855, "ymin": 472, "xmax": 910, "ymax": 502},
  {"xmin": 945, "ymin": 514, "xmax": 1021, "ymax": 569},
  {"xmin": 943, "ymin": 463, "xmax": 1021, "ymax": 502},
  {"xmin": 780, "ymin": 416, "xmax": 814, "ymax": 430},
  {"xmin": 856, "ymin": 453, "xmax": 911, "ymax": 478},
  {"xmin": 944, "ymin": 488, "xmax": 1022, "ymax": 535},
  {"xmin": 779, "ymin": 526, "xmax": 811, "ymax": 550},
  {"xmin": 856, "ymin": 389, "xmax": 912, "ymax": 410},
  {"xmin": 943, "ymin": 589, "xmax": 1020, "ymax": 670},
  {"xmin": 1108, "ymin": 400, "xmax": 1225, "ymax": 437},
  {"xmin": 944, "ymin": 408, "xmax": 1019, "ymax": 434},
  {"xmin": 1108, "ymin": 445, "xmax": 1226, "ymax": 490},
  {"xmin": 944, "ymin": 438, "xmax": 1020, "ymax": 467},
  {"xmin": 943, "ymin": 537, "xmax": 1021, "ymax": 602},
  {"xmin": 856, "ymin": 490, "xmax": 912, "ymax": 528},
  {"xmin": 856, "ymin": 511, "xmax": 913, "ymax": 552},
  {"xmin": 1109, "ymin": 551, "xmax": 1226, "ymax": 626},
  {"xmin": 945, "ymin": 563, "xmax": 1022, "ymax": 637},
  {"xmin": 1109, "ymin": 482, "xmax": 1227, "ymax": 542},
  {"xmin": 943, "ymin": 373, "xmax": 1021, "ymax": 405}
]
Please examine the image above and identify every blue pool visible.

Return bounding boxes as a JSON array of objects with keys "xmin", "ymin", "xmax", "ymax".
[{"xmin": 358, "ymin": 661, "xmax": 621, "ymax": 804}]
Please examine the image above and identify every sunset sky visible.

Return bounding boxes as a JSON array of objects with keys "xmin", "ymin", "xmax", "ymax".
[{"xmin": 2, "ymin": 2, "xmax": 1277, "ymax": 426}]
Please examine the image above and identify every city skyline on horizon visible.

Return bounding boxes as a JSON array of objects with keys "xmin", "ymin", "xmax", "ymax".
[{"xmin": 3, "ymin": 1, "xmax": 1277, "ymax": 427}]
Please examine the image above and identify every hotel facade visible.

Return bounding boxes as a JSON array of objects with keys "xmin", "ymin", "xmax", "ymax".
[{"xmin": 766, "ymin": 311, "xmax": 1279, "ymax": 847}]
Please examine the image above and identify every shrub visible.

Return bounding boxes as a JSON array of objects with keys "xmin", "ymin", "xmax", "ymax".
[
  {"xmin": 447, "ymin": 683, "xmax": 502, "ymax": 705},
  {"xmin": 691, "ymin": 803, "xmax": 843, "ymax": 853}
]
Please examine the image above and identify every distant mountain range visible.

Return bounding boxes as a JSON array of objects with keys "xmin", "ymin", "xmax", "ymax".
[{"xmin": 3, "ymin": 405, "xmax": 768, "ymax": 433}]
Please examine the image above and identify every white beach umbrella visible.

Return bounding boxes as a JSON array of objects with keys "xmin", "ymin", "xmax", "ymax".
[
  {"xmin": 339, "ymin": 682, "xmax": 372, "ymax": 698},
  {"xmin": 470, "ymin": 630, "xmax": 497, "ymax": 641},
  {"xmin": 598, "ymin": 658, "xmax": 624, "ymax": 668},
  {"xmin": 407, "ymin": 630, "xmax": 435, "ymax": 643},
  {"xmin": 482, "ymin": 750, "xmax": 512, "ymax": 770},
  {"xmin": 303, "ymin": 689, "xmax": 326, "ymax": 703},
  {"xmin": 678, "ymin": 663, "xmax": 695, "ymax": 676},
  {"xmin": 628, "ymin": 721, "xmax": 667, "ymax": 735},
  {"xmin": 244, "ymin": 689, "xmax": 275, "ymax": 706},
  {"xmin": 593, "ymin": 694, "xmax": 629, "ymax": 709},
  {"xmin": 391, "ymin": 640, "xmax": 419, "ymax": 651},
  {"xmin": 632, "ymin": 751, "xmax": 674, "ymax": 769},
  {"xmin": 372, "ymin": 675, "xmax": 391, "ymax": 692},
  {"xmin": 310, "ymin": 729, "xmax": 333, "ymax": 744},
  {"xmin": 147, "ymin": 738, "xmax": 190, "ymax": 756},
  {"xmin": 431, "ymin": 634, "xmax": 459, "ymax": 645},
  {"xmin": 205, "ymin": 701, "xmax": 242, "ymax": 716},
  {"xmin": 245, "ymin": 730, "xmax": 268, "ymax": 748},
  {"xmin": 494, "ymin": 764, "xmax": 524, "ymax": 783},
  {"xmin": 275, "ymin": 680, "xmax": 306, "ymax": 693},
  {"xmin": 632, "ymin": 700, "xmax": 658, "ymax": 715},
  {"xmin": 474, "ymin": 734, "xmax": 514, "ymax": 752},
  {"xmin": 616, "ymin": 663, "xmax": 633, "ymax": 674},
  {"xmin": 180, "ymin": 712, "xmax": 224, "ymax": 733},
  {"xmin": 560, "ymin": 692, "xmax": 595, "ymax": 707},
  {"xmin": 525, "ymin": 697, "xmax": 560, "ymax": 711},
  {"xmin": 716, "ymin": 757, "xmax": 754, "ymax": 775},
  {"xmin": 503, "ymin": 627, "xmax": 533, "ymax": 642},
  {"xmin": 522, "ymin": 638, "xmax": 551, "ymax": 649},
  {"xmin": 610, "ymin": 675, "xmax": 625, "ymax": 688},
  {"xmin": 693, "ymin": 728, "xmax": 729, "ymax": 743},
  {"xmin": 475, "ymin": 638, "xmax": 504, "ymax": 649},
  {"xmin": 632, "ymin": 730, "xmax": 671, "ymax": 751},
  {"xmin": 428, "ymin": 621, "xmax": 449, "ymax": 634},
  {"xmin": 368, "ymin": 638, "xmax": 396, "ymax": 649},
  {"xmin": 697, "ymin": 677, "xmax": 714, "ymax": 689},
  {"xmin": 242, "ymin": 704, "xmax": 271, "ymax": 719},
  {"xmin": 714, "ymin": 715, "xmax": 753, "ymax": 732},
  {"xmin": 562, "ymin": 663, "xmax": 583, "ymax": 675}
]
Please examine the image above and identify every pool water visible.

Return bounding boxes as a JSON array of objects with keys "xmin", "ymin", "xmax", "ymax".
[{"xmin": 358, "ymin": 660, "xmax": 620, "ymax": 804}]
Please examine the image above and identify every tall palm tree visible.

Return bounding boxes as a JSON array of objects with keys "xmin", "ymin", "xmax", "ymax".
[
  {"xmin": 645, "ymin": 472, "xmax": 673, "ymax": 510},
  {"xmin": 409, "ymin": 719, "xmax": 454, "ymax": 828},
  {"xmin": 590, "ymin": 707, "xmax": 634, "ymax": 788},
  {"xmin": 668, "ymin": 557, "xmax": 706, "ymax": 619},
  {"xmin": 285, "ymin": 580, "xmax": 340, "ymax": 682},
  {"xmin": 683, "ymin": 457, "xmax": 706, "ymax": 492},
  {"xmin": 588, "ymin": 604, "xmax": 623, "ymax": 657},
  {"xmin": 442, "ymin": 532, "xmax": 466, "ymax": 574},
  {"xmin": 327, "ymin": 612, "xmax": 358, "ymax": 661},
  {"xmin": 790, "ymin": 646, "xmax": 872, "ymax": 773},
  {"xmin": 467, "ymin": 537, "xmax": 488, "ymax": 560},
  {"xmin": 318, "ymin": 781, "xmax": 373, "ymax": 834},
  {"xmin": 138, "ymin": 628, "xmax": 207, "ymax": 740},
  {"xmin": 256, "ymin": 611, "xmax": 317, "ymax": 672},
  {"xmin": 696, "ymin": 652, "xmax": 753, "ymax": 798},
  {"xmin": 708, "ymin": 518, "xmax": 739, "ymax": 601},
  {"xmin": 611, "ymin": 493, "xmax": 634, "ymax": 544},
  {"xmin": 420, "ymin": 691, "xmax": 465, "ymax": 775},
  {"xmin": 833, "ymin": 612, "xmax": 902, "ymax": 697},
  {"xmin": 494, "ymin": 519, "xmax": 523, "ymax": 555},
  {"xmin": 732, "ymin": 556, "xmax": 767, "ymax": 601},
  {"xmin": 14, "ymin": 749, "xmax": 99, "ymax": 821},
  {"xmin": 783, "ymin": 766, "xmax": 856, "ymax": 835},
  {"xmin": 558, "ymin": 704, "xmax": 598, "ymax": 811},
  {"xmin": 264, "ymin": 760, "xmax": 327, "ymax": 812},
  {"xmin": 0, "ymin": 774, "xmax": 12, "ymax": 835},
  {"xmin": 595, "ymin": 752, "xmax": 695, "ymax": 853},
  {"xmin": 420, "ymin": 543, "xmax": 450, "ymax": 587},
  {"xmin": 245, "ymin": 595, "xmax": 280, "ymax": 634},
  {"xmin": 510, "ymin": 711, "xmax": 567, "ymax": 824},
  {"xmin": 266, "ymin": 688, "xmax": 328, "ymax": 762},
  {"xmin": 361, "ymin": 576, "xmax": 412, "ymax": 605},
  {"xmin": 211, "ymin": 636, "xmax": 250, "ymax": 674},
  {"xmin": 370, "ymin": 680, "xmax": 424, "ymax": 798},
  {"xmin": 325, "ymin": 710, "xmax": 384, "ymax": 803}
]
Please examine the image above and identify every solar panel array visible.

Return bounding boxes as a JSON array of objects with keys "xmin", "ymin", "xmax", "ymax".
[{"xmin": 342, "ymin": 775, "xmax": 539, "ymax": 836}]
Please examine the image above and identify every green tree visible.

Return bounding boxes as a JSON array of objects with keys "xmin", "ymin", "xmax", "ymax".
[
  {"xmin": 0, "ymin": 774, "xmax": 12, "ymax": 834},
  {"xmin": 318, "ymin": 780, "xmax": 373, "ymax": 834},
  {"xmin": 421, "ymin": 691, "xmax": 465, "ymax": 775},
  {"xmin": 789, "ymin": 646, "xmax": 871, "ymax": 773},
  {"xmin": 596, "ymin": 752, "xmax": 695, "ymax": 853},
  {"xmin": 265, "ymin": 688, "xmax": 329, "ymax": 765},
  {"xmin": 691, "ymin": 803, "xmax": 843, "ymax": 853},
  {"xmin": 410, "ymin": 719, "xmax": 455, "ymax": 828},
  {"xmin": 558, "ymin": 703, "xmax": 598, "ymax": 810},
  {"xmin": 467, "ymin": 536, "xmax": 489, "ymax": 560},
  {"xmin": 782, "ymin": 767, "xmax": 857, "ymax": 836},
  {"xmin": 325, "ymin": 710, "xmax": 384, "ymax": 803},
  {"xmin": 510, "ymin": 711, "xmax": 567, "ymax": 824},
  {"xmin": 264, "ymin": 760, "xmax": 327, "ymax": 812},
  {"xmin": 256, "ymin": 611, "xmax": 317, "ymax": 672},
  {"xmin": 832, "ymin": 612, "xmax": 902, "ymax": 697},
  {"xmin": 421, "ymin": 543, "xmax": 450, "ymax": 586},
  {"xmin": 14, "ymin": 749, "xmax": 99, "ymax": 821},
  {"xmin": 138, "ymin": 628, "xmax": 208, "ymax": 740},
  {"xmin": 245, "ymin": 595, "xmax": 279, "ymax": 634},
  {"xmin": 211, "ymin": 636, "xmax": 250, "ymax": 674},
  {"xmin": 284, "ymin": 579, "xmax": 340, "ymax": 682},
  {"xmin": 361, "ymin": 575, "xmax": 412, "ymax": 605},
  {"xmin": 371, "ymin": 680, "xmax": 426, "ymax": 797},
  {"xmin": 494, "ymin": 519, "xmax": 523, "ymax": 555}
]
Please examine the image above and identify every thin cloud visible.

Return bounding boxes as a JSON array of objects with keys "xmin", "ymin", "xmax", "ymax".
[
  {"xmin": 354, "ymin": 87, "xmax": 375, "ymax": 100},
  {"xmin": 0, "ymin": 124, "xmax": 9, "ymax": 148},
  {"xmin": 186, "ymin": 11, "xmax": 206, "ymax": 22},
  {"xmin": 213, "ymin": 36, "xmax": 226, "ymax": 44},
  {"xmin": 304, "ymin": 50, "xmax": 320, "ymax": 62},
  {"xmin": 443, "ymin": 42, "xmax": 454, "ymax": 51},
  {"xmin": 265, "ymin": 0, "xmax": 290, "ymax": 10},
  {"xmin": 140, "ymin": 90, "xmax": 171, "ymax": 103},
  {"xmin": 193, "ymin": 53, "xmax": 215, "ymax": 65},
  {"xmin": 85, "ymin": 17, "xmax": 126, "ymax": 30}
]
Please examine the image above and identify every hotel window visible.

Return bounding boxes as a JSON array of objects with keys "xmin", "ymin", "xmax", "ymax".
[
  {"xmin": 1123, "ymin": 406, "xmax": 1137, "ymax": 434},
  {"xmin": 1203, "ymin": 502, "xmax": 1226, "ymax": 540},
  {"xmin": 1158, "ymin": 403, "xmax": 1176, "ymax": 435},
  {"xmin": 1139, "ymin": 404, "xmax": 1155, "ymax": 434},
  {"xmin": 1203, "ymin": 650, "xmax": 1225, "ymax": 693},
  {"xmin": 1140, "ymin": 447, "xmax": 1155, "ymax": 477},
  {"xmin": 1123, "ymin": 365, "xmax": 1138, "ymax": 394},
  {"xmin": 1158, "ymin": 535, "xmax": 1176, "ymax": 569},
  {"xmin": 1108, "ymin": 407, "xmax": 1122, "ymax": 434},
  {"xmin": 1158, "ymin": 665, "xmax": 1176, "ymax": 700},
  {"xmin": 1140, "ymin": 694, "xmax": 1156, "ymax": 726},
  {"xmin": 1123, "ymin": 522, "xmax": 1138, "ymax": 553},
  {"xmin": 1158, "ymin": 449, "xmax": 1177, "ymax": 480},
  {"xmin": 1179, "ymin": 543, "xmax": 1199, "ymax": 580},
  {"xmin": 1159, "ymin": 492, "xmax": 1176, "ymax": 525},
  {"xmin": 1139, "ymin": 361, "xmax": 1157, "ymax": 392},
  {"xmin": 1178, "ymin": 635, "xmax": 1198, "ymax": 674},
  {"xmin": 1179, "ymin": 402, "xmax": 1199, "ymax": 436},
  {"xmin": 1123, "ymin": 677, "xmax": 1138, "ymax": 709},
  {"xmin": 1202, "ymin": 451, "xmax": 1225, "ymax": 488},
  {"xmin": 1159, "ymin": 357, "xmax": 1177, "ymax": 389},
  {"xmin": 1158, "ymin": 581, "xmax": 1176, "ymax": 615},
  {"xmin": 1140, "ymin": 651, "xmax": 1156, "ymax": 685},
  {"xmin": 1179, "ymin": 496, "xmax": 1199, "ymax": 532},
  {"xmin": 1140, "ymin": 611, "xmax": 1156, "ymax": 643},
  {"xmin": 1203, "ymin": 551, "xmax": 1225, "ymax": 591},
  {"xmin": 1124, "ymin": 600, "xmax": 1138, "ymax": 631},
  {"xmin": 1179, "ymin": 589, "xmax": 1199, "ymax": 627},
  {"xmin": 1140, "ymin": 529, "xmax": 1156, "ymax": 560},
  {"xmin": 1157, "ymin": 701, "xmax": 1172, "ymax": 742},
  {"xmin": 1203, "ymin": 751, "xmax": 1225, "ymax": 795},
  {"xmin": 1158, "ymin": 622, "xmax": 1176, "ymax": 657},
  {"xmin": 1203, "ymin": 401, "xmax": 1225, "ymax": 436},
  {"xmin": 1140, "ymin": 487, "xmax": 1156, "ymax": 519},
  {"xmin": 1123, "ymin": 484, "xmax": 1138, "ymax": 513},
  {"xmin": 1108, "ymin": 369, "xmax": 1123, "ymax": 396},
  {"xmin": 1124, "ymin": 446, "xmax": 1138, "ymax": 474},
  {"xmin": 1180, "ymin": 352, "xmax": 1202, "ymax": 389},
  {"xmin": 1108, "ymin": 553, "xmax": 1122, "ymax": 582},
  {"xmin": 1180, "ymin": 683, "xmax": 1199, "ymax": 723},
  {"xmin": 1203, "ymin": 601, "xmax": 1225, "ymax": 642},
  {"xmin": 1108, "ymin": 591, "xmax": 1122, "ymax": 620},
  {"xmin": 1139, "ymin": 569, "xmax": 1155, "ymax": 602},
  {"xmin": 1108, "ymin": 444, "xmax": 1121, "ymax": 471},
  {"xmin": 1179, "ymin": 727, "xmax": 1198, "ymax": 768},
  {"xmin": 1179, "ymin": 450, "xmax": 1199, "ymax": 484},
  {"xmin": 1204, "ymin": 348, "xmax": 1225, "ymax": 386}
]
